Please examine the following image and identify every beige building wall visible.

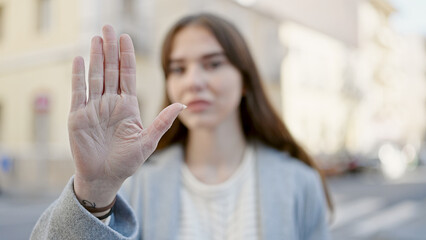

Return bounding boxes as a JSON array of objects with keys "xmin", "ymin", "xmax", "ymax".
[
  {"xmin": 279, "ymin": 0, "xmax": 426, "ymax": 170},
  {"xmin": 250, "ymin": 0, "xmax": 359, "ymax": 46},
  {"xmin": 0, "ymin": 0, "xmax": 79, "ymax": 150},
  {"xmin": 279, "ymin": 22, "xmax": 352, "ymax": 159},
  {"xmin": 3, "ymin": 0, "xmax": 422, "ymax": 190},
  {"xmin": 348, "ymin": 0, "xmax": 426, "ymax": 155},
  {"xmin": 0, "ymin": 0, "xmax": 81, "ymax": 191},
  {"xmin": 0, "ymin": 0, "xmax": 285, "ymax": 192}
]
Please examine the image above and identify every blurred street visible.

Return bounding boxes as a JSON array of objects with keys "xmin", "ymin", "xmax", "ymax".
[
  {"xmin": 330, "ymin": 166, "xmax": 426, "ymax": 240},
  {"xmin": 0, "ymin": 192, "xmax": 56, "ymax": 240},
  {"xmin": 0, "ymin": 0, "xmax": 425, "ymax": 239},
  {"xmin": 0, "ymin": 167, "xmax": 425, "ymax": 239}
]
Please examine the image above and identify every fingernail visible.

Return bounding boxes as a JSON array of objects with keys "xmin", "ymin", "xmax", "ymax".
[{"xmin": 182, "ymin": 104, "xmax": 187, "ymax": 110}]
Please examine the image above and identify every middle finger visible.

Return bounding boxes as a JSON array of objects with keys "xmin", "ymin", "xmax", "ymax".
[{"xmin": 102, "ymin": 25, "xmax": 119, "ymax": 94}]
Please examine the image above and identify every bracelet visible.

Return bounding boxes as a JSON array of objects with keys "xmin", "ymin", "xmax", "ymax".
[
  {"xmin": 81, "ymin": 197, "xmax": 117, "ymax": 213},
  {"xmin": 96, "ymin": 207, "xmax": 113, "ymax": 220}
]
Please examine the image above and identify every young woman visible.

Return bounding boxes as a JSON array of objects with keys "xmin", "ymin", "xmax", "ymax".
[{"xmin": 32, "ymin": 13, "xmax": 332, "ymax": 240}]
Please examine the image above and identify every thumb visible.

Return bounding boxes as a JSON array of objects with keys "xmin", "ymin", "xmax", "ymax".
[{"xmin": 146, "ymin": 103, "xmax": 186, "ymax": 145}]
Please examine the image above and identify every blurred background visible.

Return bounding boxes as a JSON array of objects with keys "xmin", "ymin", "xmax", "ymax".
[{"xmin": 0, "ymin": 0, "xmax": 425, "ymax": 239}]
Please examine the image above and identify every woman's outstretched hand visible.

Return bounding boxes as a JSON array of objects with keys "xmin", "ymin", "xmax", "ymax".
[{"xmin": 69, "ymin": 25, "xmax": 185, "ymax": 208}]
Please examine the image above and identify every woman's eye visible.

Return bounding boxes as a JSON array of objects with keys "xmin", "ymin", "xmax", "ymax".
[
  {"xmin": 205, "ymin": 60, "xmax": 223, "ymax": 70},
  {"xmin": 169, "ymin": 66, "xmax": 185, "ymax": 74}
]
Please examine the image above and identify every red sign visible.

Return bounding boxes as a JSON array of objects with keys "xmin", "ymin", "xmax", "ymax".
[{"xmin": 34, "ymin": 95, "xmax": 50, "ymax": 113}]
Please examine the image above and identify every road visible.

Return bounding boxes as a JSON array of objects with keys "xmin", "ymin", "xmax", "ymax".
[
  {"xmin": 0, "ymin": 193, "xmax": 56, "ymax": 240},
  {"xmin": 329, "ymin": 166, "xmax": 426, "ymax": 240},
  {"xmin": 1, "ymin": 167, "xmax": 425, "ymax": 239}
]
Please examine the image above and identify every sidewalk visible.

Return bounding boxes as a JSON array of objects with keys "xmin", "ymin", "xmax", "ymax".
[
  {"xmin": 329, "ymin": 166, "xmax": 426, "ymax": 240},
  {"xmin": 1, "ymin": 167, "xmax": 425, "ymax": 239},
  {"xmin": 0, "ymin": 192, "xmax": 57, "ymax": 240}
]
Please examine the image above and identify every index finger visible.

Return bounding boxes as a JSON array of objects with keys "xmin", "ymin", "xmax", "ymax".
[
  {"xmin": 70, "ymin": 56, "xmax": 86, "ymax": 112},
  {"xmin": 119, "ymin": 34, "xmax": 136, "ymax": 96}
]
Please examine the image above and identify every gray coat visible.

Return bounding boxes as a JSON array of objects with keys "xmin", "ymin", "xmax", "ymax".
[{"xmin": 31, "ymin": 142, "xmax": 330, "ymax": 240}]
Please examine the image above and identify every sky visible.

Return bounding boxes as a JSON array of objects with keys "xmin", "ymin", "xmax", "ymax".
[{"xmin": 388, "ymin": 0, "xmax": 426, "ymax": 37}]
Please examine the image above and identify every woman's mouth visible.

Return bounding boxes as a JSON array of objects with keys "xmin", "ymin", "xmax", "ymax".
[{"xmin": 186, "ymin": 100, "xmax": 211, "ymax": 112}]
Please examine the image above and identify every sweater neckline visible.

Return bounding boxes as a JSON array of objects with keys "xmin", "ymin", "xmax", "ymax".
[{"xmin": 181, "ymin": 144, "xmax": 254, "ymax": 199}]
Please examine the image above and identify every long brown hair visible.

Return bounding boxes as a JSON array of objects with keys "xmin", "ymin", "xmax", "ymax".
[{"xmin": 157, "ymin": 13, "xmax": 333, "ymax": 213}]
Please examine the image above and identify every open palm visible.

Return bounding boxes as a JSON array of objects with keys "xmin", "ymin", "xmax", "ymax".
[{"xmin": 69, "ymin": 26, "xmax": 184, "ymax": 205}]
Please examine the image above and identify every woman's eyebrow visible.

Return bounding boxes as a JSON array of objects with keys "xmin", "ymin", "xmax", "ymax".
[
  {"xmin": 169, "ymin": 52, "xmax": 225, "ymax": 64},
  {"xmin": 201, "ymin": 52, "xmax": 225, "ymax": 60},
  {"xmin": 169, "ymin": 59, "xmax": 184, "ymax": 65}
]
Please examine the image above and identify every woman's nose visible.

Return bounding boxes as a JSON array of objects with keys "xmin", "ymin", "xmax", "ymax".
[{"xmin": 184, "ymin": 64, "xmax": 206, "ymax": 91}]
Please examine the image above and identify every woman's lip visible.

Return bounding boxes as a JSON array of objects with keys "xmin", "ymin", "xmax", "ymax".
[{"xmin": 186, "ymin": 100, "xmax": 211, "ymax": 112}]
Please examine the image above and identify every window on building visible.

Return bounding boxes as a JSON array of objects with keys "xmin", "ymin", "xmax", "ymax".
[
  {"xmin": 123, "ymin": 0, "xmax": 136, "ymax": 16},
  {"xmin": 0, "ymin": 103, "xmax": 3, "ymax": 143},
  {"xmin": 37, "ymin": 0, "xmax": 51, "ymax": 33},
  {"xmin": 33, "ymin": 94, "xmax": 50, "ymax": 145},
  {"xmin": 0, "ymin": 6, "xmax": 4, "ymax": 40}
]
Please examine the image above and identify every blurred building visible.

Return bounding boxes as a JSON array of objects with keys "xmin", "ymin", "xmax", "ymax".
[
  {"xmin": 0, "ymin": 0, "xmax": 425, "ymax": 192},
  {"xmin": 0, "ymin": 0, "xmax": 284, "ymax": 193},
  {"xmin": 279, "ymin": 0, "xmax": 426, "ymax": 171},
  {"xmin": 349, "ymin": 0, "xmax": 426, "ymax": 161}
]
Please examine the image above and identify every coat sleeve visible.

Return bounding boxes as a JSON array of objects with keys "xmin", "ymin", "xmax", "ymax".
[
  {"xmin": 30, "ymin": 176, "xmax": 139, "ymax": 240},
  {"xmin": 298, "ymin": 169, "xmax": 331, "ymax": 240}
]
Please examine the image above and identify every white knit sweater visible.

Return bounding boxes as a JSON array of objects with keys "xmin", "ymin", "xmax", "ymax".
[{"xmin": 177, "ymin": 145, "xmax": 260, "ymax": 240}]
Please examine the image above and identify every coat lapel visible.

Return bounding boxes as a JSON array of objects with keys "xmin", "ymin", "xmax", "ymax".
[
  {"xmin": 256, "ymin": 143, "xmax": 295, "ymax": 239},
  {"xmin": 142, "ymin": 145, "xmax": 183, "ymax": 240}
]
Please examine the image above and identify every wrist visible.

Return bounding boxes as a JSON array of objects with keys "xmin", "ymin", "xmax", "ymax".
[
  {"xmin": 94, "ymin": 208, "xmax": 114, "ymax": 221},
  {"xmin": 80, "ymin": 196, "xmax": 116, "ymax": 213},
  {"xmin": 73, "ymin": 176, "xmax": 121, "ymax": 209}
]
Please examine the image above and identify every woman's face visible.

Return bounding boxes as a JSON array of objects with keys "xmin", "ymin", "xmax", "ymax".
[{"xmin": 166, "ymin": 25, "xmax": 244, "ymax": 130}]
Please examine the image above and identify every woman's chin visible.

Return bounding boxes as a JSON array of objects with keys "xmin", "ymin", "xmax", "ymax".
[{"xmin": 182, "ymin": 119, "xmax": 218, "ymax": 131}]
